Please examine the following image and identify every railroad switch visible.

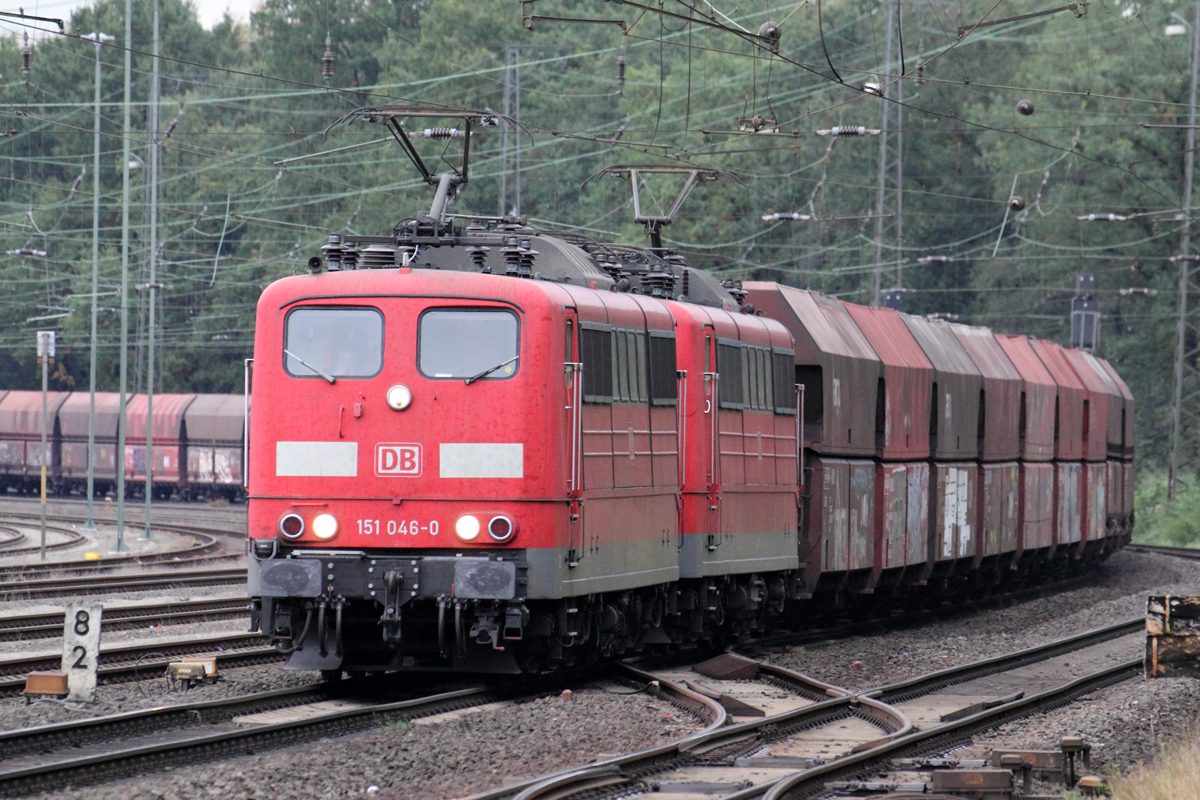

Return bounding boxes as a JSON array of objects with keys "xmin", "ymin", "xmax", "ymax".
[
  {"xmin": 998, "ymin": 754, "xmax": 1032, "ymax": 795},
  {"xmin": 167, "ymin": 658, "xmax": 220, "ymax": 691},
  {"xmin": 987, "ymin": 749, "xmax": 1065, "ymax": 774},
  {"xmin": 1060, "ymin": 736, "xmax": 1092, "ymax": 787},
  {"xmin": 826, "ymin": 778, "xmax": 926, "ymax": 792}
]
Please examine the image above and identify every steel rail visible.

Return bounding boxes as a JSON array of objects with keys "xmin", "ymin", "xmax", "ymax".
[
  {"xmin": 1125, "ymin": 543, "xmax": 1200, "ymax": 560},
  {"xmin": 0, "ymin": 632, "xmax": 276, "ymax": 692},
  {"xmin": 0, "ymin": 520, "xmax": 230, "ymax": 578},
  {"xmin": 0, "ymin": 683, "xmax": 491, "ymax": 797},
  {"xmin": 868, "ymin": 616, "xmax": 1142, "ymax": 704},
  {"xmin": 0, "ymin": 598, "xmax": 250, "ymax": 642},
  {"xmin": 0, "ymin": 523, "xmax": 86, "ymax": 556},
  {"xmin": 0, "ymin": 567, "xmax": 246, "ymax": 601}
]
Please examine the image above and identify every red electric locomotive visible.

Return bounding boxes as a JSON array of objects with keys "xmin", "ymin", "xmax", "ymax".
[{"xmin": 245, "ymin": 106, "xmax": 1133, "ymax": 676}]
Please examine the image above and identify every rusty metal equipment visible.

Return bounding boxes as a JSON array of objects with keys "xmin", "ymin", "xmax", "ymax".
[
  {"xmin": 930, "ymin": 768, "xmax": 1014, "ymax": 799},
  {"xmin": 1146, "ymin": 595, "xmax": 1200, "ymax": 678},
  {"xmin": 167, "ymin": 657, "xmax": 219, "ymax": 691},
  {"xmin": 22, "ymin": 670, "xmax": 67, "ymax": 703}
]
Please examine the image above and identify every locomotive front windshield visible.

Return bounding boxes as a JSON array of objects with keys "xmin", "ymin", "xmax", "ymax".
[
  {"xmin": 284, "ymin": 307, "xmax": 383, "ymax": 379},
  {"xmin": 419, "ymin": 308, "xmax": 520, "ymax": 380}
]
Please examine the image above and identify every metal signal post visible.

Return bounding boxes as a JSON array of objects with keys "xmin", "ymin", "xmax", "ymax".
[
  {"xmin": 873, "ymin": 0, "xmax": 904, "ymax": 308},
  {"xmin": 1169, "ymin": 0, "xmax": 1200, "ymax": 498},
  {"xmin": 36, "ymin": 331, "xmax": 54, "ymax": 561}
]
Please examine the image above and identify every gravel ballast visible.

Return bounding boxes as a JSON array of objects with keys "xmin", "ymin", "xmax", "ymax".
[
  {"xmin": 758, "ymin": 551, "xmax": 1200, "ymax": 692},
  {"xmin": 2, "ymin": 541, "xmax": 1198, "ymax": 797},
  {"xmin": 20, "ymin": 686, "xmax": 701, "ymax": 800},
  {"xmin": 968, "ymin": 676, "xmax": 1200, "ymax": 777}
]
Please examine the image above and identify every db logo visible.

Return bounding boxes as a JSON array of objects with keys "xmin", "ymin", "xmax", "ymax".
[{"xmin": 375, "ymin": 443, "xmax": 422, "ymax": 477}]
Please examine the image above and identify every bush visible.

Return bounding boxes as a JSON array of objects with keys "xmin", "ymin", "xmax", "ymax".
[{"xmin": 1133, "ymin": 472, "xmax": 1200, "ymax": 547}]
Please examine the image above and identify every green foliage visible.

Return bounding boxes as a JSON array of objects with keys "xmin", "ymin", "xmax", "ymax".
[
  {"xmin": 1134, "ymin": 471, "xmax": 1200, "ymax": 546},
  {"xmin": 0, "ymin": 0, "xmax": 1186, "ymax": 464}
]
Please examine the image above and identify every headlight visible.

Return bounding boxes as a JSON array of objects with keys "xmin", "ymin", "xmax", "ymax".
[
  {"xmin": 488, "ymin": 515, "xmax": 517, "ymax": 542},
  {"xmin": 312, "ymin": 513, "xmax": 339, "ymax": 540},
  {"xmin": 454, "ymin": 514, "xmax": 481, "ymax": 541},
  {"xmin": 279, "ymin": 513, "xmax": 305, "ymax": 539},
  {"xmin": 386, "ymin": 384, "xmax": 413, "ymax": 411}
]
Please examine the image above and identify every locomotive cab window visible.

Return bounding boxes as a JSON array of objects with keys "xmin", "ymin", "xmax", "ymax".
[
  {"xmin": 419, "ymin": 308, "xmax": 520, "ymax": 380},
  {"xmin": 284, "ymin": 306, "xmax": 384, "ymax": 379}
]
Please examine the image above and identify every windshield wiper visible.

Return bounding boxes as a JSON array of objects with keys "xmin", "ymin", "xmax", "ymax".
[
  {"xmin": 284, "ymin": 349, "xmax": 336, "ymax": 384},
  {"xmin": 464, "ymin": 355, "xmax": 519, "ymax": 385}
]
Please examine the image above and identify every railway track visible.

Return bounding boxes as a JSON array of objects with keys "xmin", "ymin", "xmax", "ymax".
[
  {"xmin": 0, "ymin": 598, "xmax": 250, "ymax": 642},
  {"xmin": 0, "ymin": 672, "xmax": 719, "ymax": 797},
  {"xmin": 0, "ymin": 567, "xmax": 248, "ymax": 602},
  {"xmin": 0, "ymin": 523, "xmax": 85, "ymax": 556},
  {"xmin": 462, "ymin": 619, "xmax": 1143, "ymax": 800},
  {"xmin": 0, "ymin": 505, "xmax": 248, "ymax": 591},
  {"xmin": 0, "ymin": 678, "xmax": 500, "ymax": 797},
  {"xmin": 0, "ymin": 632, "xmax": 278, "ymax": 693},
  {"xmin": 1125, "ymin": 542, "xmax": 1200, "ymax": 560}
]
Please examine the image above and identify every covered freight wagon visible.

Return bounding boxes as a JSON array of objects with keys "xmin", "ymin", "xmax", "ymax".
[
  {"xmin": 123, "ymin": 394, "xmax": 196, "ymax": 498},
  {"xmin": 184, "ymin": 394, "xmax": 246, "ymax": 499},
  {"xmin": 57, "ymin": 391, "xmax": 122, "ymax": 495},
  {"xmin": 0, "ymin": 390, "xmax": 69, "ymax": 494},
  {"xmin": 902, "ymin": 315, "xmax": 982, "ymax": 572}
]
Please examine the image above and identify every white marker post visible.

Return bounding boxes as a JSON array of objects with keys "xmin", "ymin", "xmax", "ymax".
[{"xmin": 61, "ymin": 602, "xmax": 102, "ymax": 703}]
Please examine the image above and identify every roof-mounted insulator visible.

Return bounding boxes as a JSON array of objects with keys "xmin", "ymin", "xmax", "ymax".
[
  {"xmin": 322, "ymin": 34, "xmax": 335, "ymax": 84},
  {"xmin": 421, "ymin": 128, "xmax": 463, "ymax": 139},
  {"xmin": 616, "ymin": 55, "xmax": 626, "ymax": 92},
  {"xmin": 321, "ymin": 232, "xmax": 344, "ymax": 272},
  {"xmin": 21, "ymin": 34, "xmax": 30, "ymax": 79}
]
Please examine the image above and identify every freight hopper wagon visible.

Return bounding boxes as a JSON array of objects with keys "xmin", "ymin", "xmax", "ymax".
[{"xmin": 745, "ymin": 283, "xmax": 1133, "ymax": 608}]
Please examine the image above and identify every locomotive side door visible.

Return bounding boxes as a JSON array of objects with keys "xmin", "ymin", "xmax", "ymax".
[
  {"xmin": 563, "ymin": 309, "xmax": 584, "ymax": 566},
  {"xmin": 703, "ymin": 328, "xmax": 720, "ymax": 550}
]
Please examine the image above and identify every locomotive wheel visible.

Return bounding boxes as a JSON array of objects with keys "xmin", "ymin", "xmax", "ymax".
[{"xmin": 321, "ymin": 669, "xmax": 343, "ymax": 682}]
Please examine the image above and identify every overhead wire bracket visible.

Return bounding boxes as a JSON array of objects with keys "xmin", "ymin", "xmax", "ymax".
[{"xmin": 957, "ymin": 2, "xmax": 1087, "ymax": 40}]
